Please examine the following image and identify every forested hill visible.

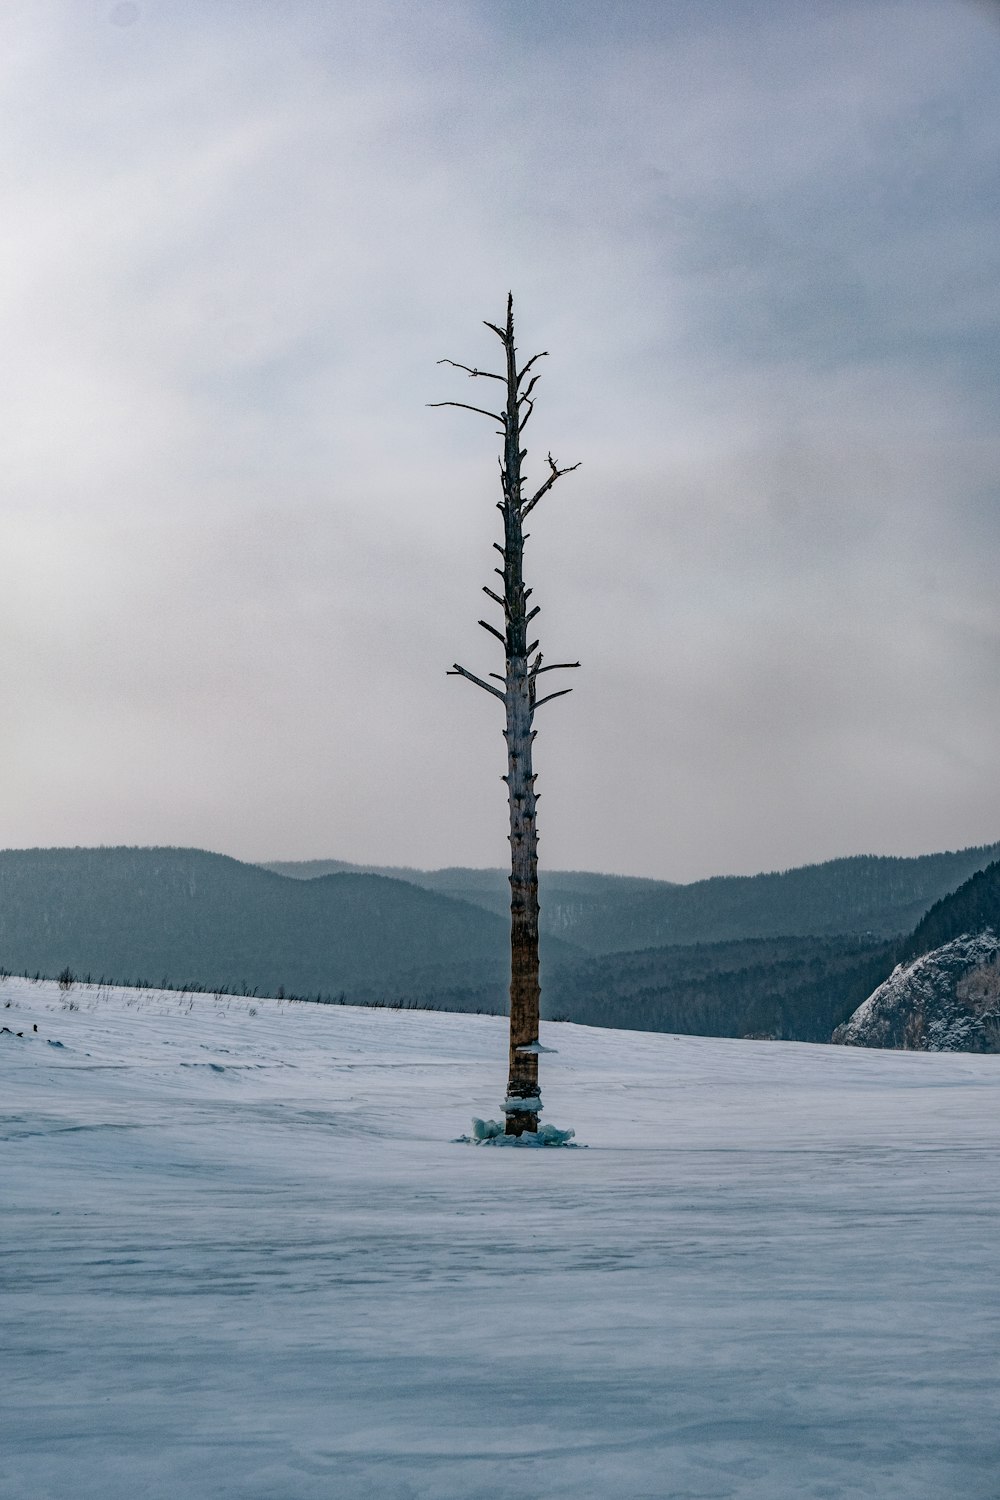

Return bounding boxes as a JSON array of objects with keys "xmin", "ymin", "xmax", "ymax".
[
  {"xmin": 577, "ymin": 846, "xmax": 1000, "ymax": 951},
  {"xmin": 545, "ymin": 853, "xmax": 1000, "ymax": 1045},
  {"xmin": 0, "ymin": 845, "xmax": 567, "ymax": 1009},
  {"xmin": 266, "ymin": 843, "xmax": 1000, "ymax": 952}
]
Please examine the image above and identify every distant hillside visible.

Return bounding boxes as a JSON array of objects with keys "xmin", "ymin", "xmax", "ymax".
[
  {"xmin": 554, "ymin": 846, "xmax": 1000, "ymax": 950},
  {"xmin": 263, "ymin": 860, "xmax": 669, "ymax": 940},
  {"xmin": 531, "ymin": 849, "xmax": 1000, "ymax": 1044},
  {"xmin": 266, "ymin": 844, "xmax": 1000, "ymax": 951},
  {"xmin": 544, "ymin": 934, "xmax": 894, "ymax": 1043},
  {"xmin": 0, "ymin": 846, "xmax": 569, "ymax": 1010},
  {"xmin": 548, "ymin": 855, "xmax": 1000, "ymax": 1049}
]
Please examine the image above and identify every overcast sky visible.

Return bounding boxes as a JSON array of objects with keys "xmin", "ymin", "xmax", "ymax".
[{"xmin": 2, "ymin": 0, "xmax": 999, "ymax": 881}]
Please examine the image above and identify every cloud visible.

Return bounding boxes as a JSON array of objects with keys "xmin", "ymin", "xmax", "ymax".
[{"xmin": 1, "ymin": 0, "xmax": 998, "ymax": 877}]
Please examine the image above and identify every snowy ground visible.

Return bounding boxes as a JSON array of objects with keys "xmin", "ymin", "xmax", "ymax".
[{"xmin": 2, "ymin": 977, "xmax": 998, "ymax": 1500}]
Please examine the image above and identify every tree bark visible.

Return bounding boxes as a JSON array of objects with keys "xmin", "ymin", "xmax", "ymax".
[{"xmin": 499, "ymin": 299, "xmax": 541, "ymax": 1134}]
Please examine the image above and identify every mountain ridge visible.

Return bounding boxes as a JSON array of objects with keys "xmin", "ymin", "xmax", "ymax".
[{"xmin": 265, "ymin": 842, "xmax": 1000, "ymax": 951}]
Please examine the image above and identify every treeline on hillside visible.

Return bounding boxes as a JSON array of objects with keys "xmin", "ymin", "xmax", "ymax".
[
  {"xmin": 544, "ymin": 935, "xmax": 895, "ymax": 1043},
  {"xmin": 898, "ymin": 859, "xmax": 1000, "ymax": 963}
]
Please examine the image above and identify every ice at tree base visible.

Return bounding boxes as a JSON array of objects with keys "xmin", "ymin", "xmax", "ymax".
[{"xmin": 466, "ymin": 1117, "xmax": 578, "ymax": 1146}]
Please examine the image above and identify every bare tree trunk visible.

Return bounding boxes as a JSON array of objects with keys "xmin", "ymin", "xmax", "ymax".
[{"xmin": 435, "ymin": 294, "xmax": 578, "ymax": 1136}]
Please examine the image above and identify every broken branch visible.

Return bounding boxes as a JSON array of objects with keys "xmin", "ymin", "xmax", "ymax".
[
  {"xmin": 521, "ymin": 451, "xmax": 581, "ymax": 517},
  {"xmin": 428, "ymin": 400, "xmax": 505, "ymax": 423},
  {"xmin": 437, "ymin": 359, "xmax": 505, "ymax": 382},
  {"xmin": 448, "ymin": 664, "xmax": 505, "ymax": 701},
  {"xmin": 534, "ymin": 660, "xmax": 580, "ymax": 674},
  {"xmin": 532, "ymin": 687, "xmax": 574, "ymax": 710},
  {"xmin": 516, "ymin": 351, "xmax": 548, "ymax": 385}
]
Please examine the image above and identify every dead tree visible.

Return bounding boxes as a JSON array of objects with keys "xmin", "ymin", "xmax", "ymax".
[{"xmin": 432, "ymin": 294, "xmax": 579, "ymax": 1136}]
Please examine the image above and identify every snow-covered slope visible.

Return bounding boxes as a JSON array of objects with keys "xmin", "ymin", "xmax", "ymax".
[
  {"xmin": 834, "ymin": 930, "xmax": 1000, "ymax": 1051},
  {"xmin": 3, "ymin": 978, "xmax": 999, "ymax": 1499}
]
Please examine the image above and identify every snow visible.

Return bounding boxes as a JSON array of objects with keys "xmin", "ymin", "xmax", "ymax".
[{"xmin": 2, "ymin": 975, "xmax": 999, "ymax": 1499}]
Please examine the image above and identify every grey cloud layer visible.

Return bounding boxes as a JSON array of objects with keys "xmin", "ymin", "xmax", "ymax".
[{"xmin": 1, "ymin": 0, "xmax": 997, "ymax": 878}]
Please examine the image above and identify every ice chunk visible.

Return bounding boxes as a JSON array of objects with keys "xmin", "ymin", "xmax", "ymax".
[{"xmin": 461, "ymin": 1119, "xmax": 579, "ymax": 1147}]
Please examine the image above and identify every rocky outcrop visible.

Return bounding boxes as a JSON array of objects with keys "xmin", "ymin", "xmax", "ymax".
[{"xmin": 833, "ymin": 930, "xmax": 1000, "ymax": 1052}]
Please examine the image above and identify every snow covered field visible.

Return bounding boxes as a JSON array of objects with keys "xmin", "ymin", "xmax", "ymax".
[{"xmin": 2, "ymin": 977, "xmax": 998, "ymax": 1500}]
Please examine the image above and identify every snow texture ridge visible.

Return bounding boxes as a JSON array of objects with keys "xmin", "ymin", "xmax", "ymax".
[{"xmin": 834, "ymin": 929, "xmax": 1000, "ymax": 1051}]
